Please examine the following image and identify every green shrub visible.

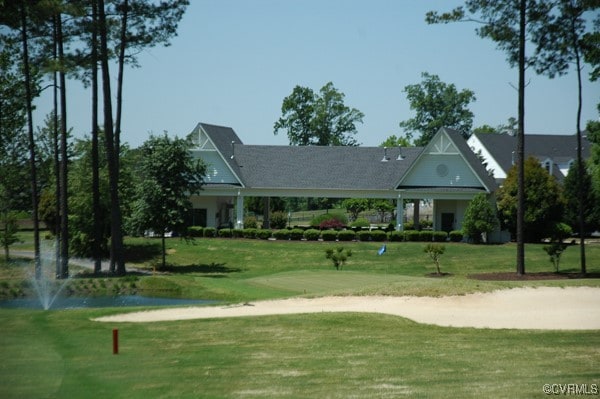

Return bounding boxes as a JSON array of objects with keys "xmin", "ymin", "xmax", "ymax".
[
  {"xmin": 273, "ymin": 230, "xmax": 290, "ymax": 240},
  {"xmin": 371, "ymin": 230, "xmax": 388, "ymax": 242},
  {"xmin": 203, "ymin": 227, "xmax": 216, "ymax": 238},
  {"xmin": 242, "ymin": 228, "xmax": 257, "ymax": 239},
  {"xmin": 404, "ymin": 230, "xmax": 420, "ymax": 241},
  {"xmin": 357, "ymin": 230, "xmax": 371, "ymax": 241},
  {"xmin": 187, "ymin": 226, "xmax": 204, "ymax": 237},
  {"xmin": 449, "ymin": 230, "xmax": 463, "ymax": 242},
  {"xmin": 256, "ymin": 229, "xmax": 272, "ymax": 240},
  {"xmin": 337, "ymin": 230, "xmax": 356, "ymax": 241},
  {"xmin": 289, "ymin": 228, "xmax": 305, "ymax": 240},
  {"xmin": 218, "ymin": 229, "xmax": 233, "ymax": 238},
  {"xmin": 403, "ymin": 221, "xmax": 414, "ymax": 230},
  {"xmin": 389, "ymin": 231, "xmax": 404, "ymax": 242},
  {"xmin": 232, "ymin": 229, "xmax": 244, "ymax": 238},
  {"xmin": 350, "ymin": 217, "xmax": 370, "ymax": 228},
  {"xmin": 244, "ymin": 216, "xmax": 258, "ymax": 229},
  {"xmin": 321, "ymin": 230, "xmax": 338, "ymax": 241},
  {"xmin": 432, "ymin": 231, "xmax": 448, "ymax": 242},
  {"xmin": 421, "ymin": 219, "xmax": 433, "ymax": 229},
  {"xmin": 319, "ymin": 219, "xmax": 346, "ymax": 230},
  {"xmin": 551, "ymin": 222, "xmax": 573, "ymax": 241},
  {"xmin": 270, "ymin": 211, "xmax": 288, "ymax": 229},
  {"xmin": 303, "ymin": 229, "xmax": 321, "ymax": 241},
  {"xmin": 419, "ymin": 230, "xmax": 433, "ymax": 241},
  {"xmin": 310, "ymin": 212, "xmax": 348, "ymax": 228}
]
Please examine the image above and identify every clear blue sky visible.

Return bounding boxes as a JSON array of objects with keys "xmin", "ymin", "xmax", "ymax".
[{"xmin": 34, "ymin": 0, "xmax": 599, "ymax": 148}]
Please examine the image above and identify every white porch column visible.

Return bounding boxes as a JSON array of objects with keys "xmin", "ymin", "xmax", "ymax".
[
  {"xmin": 396, "ymin": 195, "xmax": 404, "ymax": 231},
  {"xmin": 235, "ymin": 191, "xmax": 244, "ymax": 229}
]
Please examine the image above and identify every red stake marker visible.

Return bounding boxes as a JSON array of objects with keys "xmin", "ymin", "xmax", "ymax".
[{"xmin": 113, "ymin": 329, "xmax": 119, "ymax": 355}]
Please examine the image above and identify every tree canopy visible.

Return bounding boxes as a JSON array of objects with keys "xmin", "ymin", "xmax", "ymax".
[
  {"xmin": 379, "ymin": 135, "xmax": 411, "ymax": 148},
  {"xmin": 127, "ymin": 134, "xmax": 205, "ymax": 268},
  {"xmin": 562, "ymin": 162, "xmax": 600, "ymax": 234},
  {"xmin": 399, "ymin": 72, "xmax": 475, "ymax": 146},
  {"xmin": 274, "ymin": 82, "xmax": 364, "ymax": 146},
  {"xmin": 462, "ymin": 193, "xmax": 499, "ymax": 244},
  {"xmin": 497, "ymin": 156, "xmax": 565, "ymax": 243}
]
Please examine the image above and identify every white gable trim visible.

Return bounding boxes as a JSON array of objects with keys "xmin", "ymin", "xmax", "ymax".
[
  {"xmin": 190, "ymin": 124, "xmax": 245, "ymax": 187},
  {"xmin": 396, "ymin": 128, "xmax": 492, "ymax": 192},
  {"xmin": 429, "ymin": 133, "xmax": 459, "ymax": 155}
]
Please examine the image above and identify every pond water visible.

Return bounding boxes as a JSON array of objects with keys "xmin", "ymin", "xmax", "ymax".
[{"xmin": 0, "ymin": 295, "xmax": 218, "ymax": 310}]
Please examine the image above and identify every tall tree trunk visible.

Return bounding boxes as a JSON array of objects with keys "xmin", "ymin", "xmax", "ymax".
[
  {"xmin": 57, "ymin": 12, "xmax": 69, "ymax": 279},
  {"xmin": 19, "ymin": 3, "xmax": 41, "ymax": 279},
  {"xmin": 413, "ymin": 199, "xmax": 420, "ymax": 230},
  {"xmin": 569, "ymin": 3, "xmax": 586, "ymax": 275},
  {"xmin": 262, "ymin": 197, "xmax": 270, "ymax": 229},
  {"xmin": 114, "ymin": 0, "xmax": 128, "ymax": 173},
  {"xmin": 161, "ymin": 233, "xmax": 166, "ymax": 270},
  {"xmin": 516, "ymin": 0, "xmax": 526, "ymax": 275},
  {"xmin": 52, "ymin": 15, "xmax": 61, "ymax": 278},
  {"xmin": 98, "ymin": 0, "xmax": 126, "ymax": 275},
  {"xmin": 91, "ymin": 0, "xmax": 102, "ymax": 274}
]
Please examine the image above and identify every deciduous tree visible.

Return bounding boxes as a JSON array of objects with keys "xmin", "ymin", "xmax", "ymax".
[
  {"xmin": 127, "ymin": 134, "xmax": 206, "ymax": 269},
  {"xmin": 462, "ymin": 193, "xmax": 499, "ymax": 244},
  {"xmin": 399, "ymin": 72, "xmax": 475, "ymax": 146},
  {"xmin": 274, "ymin": 82, "xmax": 364, "ymax": 146},
  {"xmin": 497, "ymin": 157, "xmax": 565, "ymax": 242}
]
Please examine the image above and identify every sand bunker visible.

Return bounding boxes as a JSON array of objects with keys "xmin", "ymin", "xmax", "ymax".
[{"xmin": 94, "ymin": 287, "xmax": 600, "ymax": 330}]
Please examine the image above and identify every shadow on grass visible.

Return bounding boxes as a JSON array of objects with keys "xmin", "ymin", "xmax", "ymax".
[
  {"xmin": 123, "ymin": 241, "xmax": 163, "ymax": 263},
  {"xmin": 159, "ymin": 262, "xmax": 242, "ymax": 275}
]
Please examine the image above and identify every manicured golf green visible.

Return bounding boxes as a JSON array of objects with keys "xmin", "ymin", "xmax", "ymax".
[{"xmin": 2, "ymin": 236, "xmax": 599, "ymax": 397}]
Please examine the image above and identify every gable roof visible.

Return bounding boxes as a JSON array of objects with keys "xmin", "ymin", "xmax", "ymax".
[
  {"xmin": 194, "ymin": 123, "xmax": 495, "ymax": 194},
  {"xmin": 396, "ymin": 127, "xmax": 497, "ymax": 193},
  {"xmin": 440, "ymin": 128, "xmax": 498, "ymax": 192},
  {"xmin": 192, "ymin": 122, "xmax": 245, "ymax": 186},
  {"xmin": 473, "ymin": 132, "xmax": 591, "ymax": 177}
]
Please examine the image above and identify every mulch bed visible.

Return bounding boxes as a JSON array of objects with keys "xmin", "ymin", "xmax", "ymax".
[{"xmin": 469, "ymin": 272, "xmax": 600, "ymax": 281}]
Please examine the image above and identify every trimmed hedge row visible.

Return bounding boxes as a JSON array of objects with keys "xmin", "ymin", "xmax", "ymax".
[{"xmin": 187, "ymin": 226, "xmax": 464, "ymax": 242}]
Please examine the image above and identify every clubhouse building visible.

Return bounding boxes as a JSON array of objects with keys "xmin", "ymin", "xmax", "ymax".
[{"xmin": 187, "ymin": 123, "xmax": 499, "ymax": 237}]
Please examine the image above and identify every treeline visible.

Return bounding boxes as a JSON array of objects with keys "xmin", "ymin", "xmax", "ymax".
[{"xmin": 0, "ymin": 1, "xmax": 190, "ymax": 277}]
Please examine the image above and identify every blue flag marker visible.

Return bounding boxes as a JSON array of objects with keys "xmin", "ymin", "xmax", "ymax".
[{"xmin": 378, "ymin": 244, "xmax": 386, "ymax": 256}]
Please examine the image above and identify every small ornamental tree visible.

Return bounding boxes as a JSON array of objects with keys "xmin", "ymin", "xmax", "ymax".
[
  {"xmin": 544, "ymin": 242, "xmax": 568, "ymax": 272},
  {"xmin": 424, "ymin": 243, "xmax": 445, "ymax": 275},
  {"xmin": 462, "ymin": 193, "xmax": 499, "ymax": 244},
  {"xmin": 543, "ymin": 222, "xmax": 572, "ymax": 273},
  {"xmin": 325, "ymin": 247, "xmax": 352, "ymax": 270},
  {"xmin": 342, "ymin": 198, "xmax": 369, "ymax": 221},
  {"xmin": 0, "ymin": 210, "xmax": 20, "ymax": 261}
]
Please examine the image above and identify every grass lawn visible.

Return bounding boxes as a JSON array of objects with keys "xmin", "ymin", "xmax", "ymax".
[
  {"xmin": 1, "ymin": 308, "xmax": 598, "ymax": 398},
  {"xmin": 1, "ymin": 236, "xmax": 599, "ymax": 397}
]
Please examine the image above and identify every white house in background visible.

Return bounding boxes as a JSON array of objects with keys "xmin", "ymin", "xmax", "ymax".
[
  {"xmin": 467, "ymin": 132, "xmax": 591, "ymax": 183},
  {"xmin": 186, "ymin": 123, "xmax": 500, "ymax": 238}
]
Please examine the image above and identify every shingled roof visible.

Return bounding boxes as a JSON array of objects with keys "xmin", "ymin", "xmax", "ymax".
[
  {"xmin": 472, "ymin": 132, "xmax": 591, "ymax": 178},
  {"xmin": 234, "ymin": 145, "xmax": 422, "ymax": 190},
  {"xmin": 195, "ymin": 123, "xmax": 496, "ymax": 193}
]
